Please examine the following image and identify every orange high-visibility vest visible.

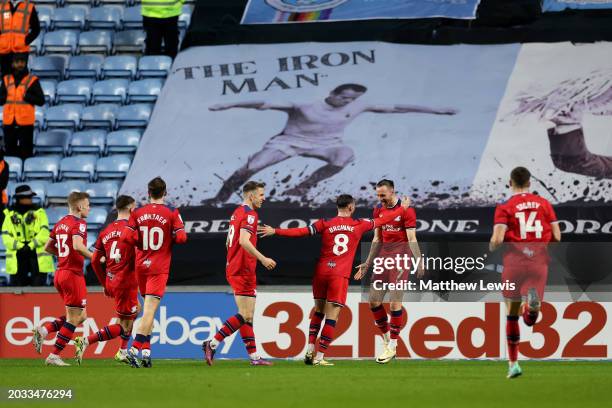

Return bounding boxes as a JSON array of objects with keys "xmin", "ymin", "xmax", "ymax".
[
  {"xmin": 0, "ymin": 0, "xmax": 33, "ymax": 54},
  {"xmin": 3, "ymin": 73, "xmax": 37, "ymax": 125}
]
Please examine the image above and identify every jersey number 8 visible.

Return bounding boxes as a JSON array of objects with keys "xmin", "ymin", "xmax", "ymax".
[{"xmin": 333, "ymin": 233, "xmax": 349, "ymax": 256}]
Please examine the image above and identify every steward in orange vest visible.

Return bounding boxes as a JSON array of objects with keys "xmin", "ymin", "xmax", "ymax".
[
  {"xmin": 0, "ymin": 0, "xmax": 40, "ymax": 76},
  {"xmin": 0, "ymin": 52, "xmax": 44, "ymax": 160}
]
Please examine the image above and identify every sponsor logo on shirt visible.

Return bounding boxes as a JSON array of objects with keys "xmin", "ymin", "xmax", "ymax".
[
  {"xmin": 327, "ymin": 261, "xmax": 336, "ymax": 268},
  {"xmin": 247, "ymin": 215, "xmax": 255, "ymax": 224},
  {"xmin": 143, "ymin": 259, "xmax": 152, "ymax": 268},
  {"xmin": 79, "ymin": 223, "xmax": 86, "ymax": 233}
]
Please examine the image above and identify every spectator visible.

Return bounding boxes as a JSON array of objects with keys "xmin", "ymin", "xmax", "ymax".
[
  {"xmin": 2, "ymin": 185, "xmax": 53, "ymax": 286},
  {"xmin": 0, "ymin": 149, "xmax": 8, "ymax": 226},
  {"xmin": 142, "ymin": 0, "xmax": 183, "ymax": 59},
  {"xmin": 0, "ymin": 0, "xmax": 41, "ymax": 76},
  {"xmin": 0, "ymin": 53, "xmax": 44, "ymax": 161}
]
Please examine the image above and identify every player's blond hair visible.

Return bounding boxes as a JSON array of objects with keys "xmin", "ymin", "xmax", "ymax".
[{"xmin": 68, "ymin": 191, "xmax": 90, "ymax": 211}]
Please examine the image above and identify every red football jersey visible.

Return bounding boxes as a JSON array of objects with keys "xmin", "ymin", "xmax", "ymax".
[
  {"xmin": 494, "ymin": 192, "xmax": 558, "ymax": 243},
  {"xmin": 226, "ymin": 205, "xmax": 259, "ymax": 277},
  {"xmin": 49, "ymin": 214, "xmax": 87, "ymax": 275},
  {"xmin": 373, "ymin": 199, "xmax": 417, "ymax": 254},
  {"xmin": 126, "ymin": 204, "xmax": 185, "ymax": 275},
  {"xmin": 94, "ymin": 219, "xmax": 136, "ymax": 289}
]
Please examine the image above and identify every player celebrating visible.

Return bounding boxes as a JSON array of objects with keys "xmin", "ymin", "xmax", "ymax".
[
  {"xmin": 258, "ymin": 194, "xmax": 411, "ymax": 366},
  {"xmin": 489, "ymin": 167, "xmax": 561, "ymax": 379},
  {"xmin": 354, "ymin": 179, "xmax": 423, "ymax": 364},
  {"xmin": 206, "ymin": 84, "xmax": 456, "ymax": 203},
  {"xmin": 32, "ymin": 192, "xmax": 92, "ymax": 366},
  {"xmin": 121, "ymin": 177, "xmax": 187, "ymax": 368},
  {"xmin": 202, "ymin": 181, "xmax": 276, "ymax": 366},
  {"xmin": 73, "ymin": 195, "xmax": 139, "ymax": 365}
]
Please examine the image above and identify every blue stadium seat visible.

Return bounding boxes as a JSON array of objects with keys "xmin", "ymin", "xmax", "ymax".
[
  {"xmin": 45, "ymin": 104, "xmax": 82, "ymax": 130},
  {"xmin": 87, "ymin": 232, "xmax": 98, "ymax": 251},
  {"xmin": 78, "ymin": 30, "xmax": 113, "ymax": 55},
  {"xmin": 122, "ymin": 6, "xmax": 142, "ymax": 29},
  {"xmin": 92, "ymin": 79, "xmax": 129, "ymax": 104},
  {"xmin": 113, "ymin": 30, "xmax": 145, "ymax": 54},
  {"xmin": 85, "ymin": 180, "xmax": 120, "ymax": 205},
  {"xmin": 116, "ymin": 103, "xmax": 152, "ymax": 128},
  {"xmin": 34, "ymin": 130, "xmax": 71, "ymax": 155},
  {"xmin": 52, "ymin": 7, "xmax": 87, "ymax": 30},
  {"xmin": 87, "ymin": 207, "xmax": 109, "ymax": 231},
  {"xmin": 102, "ymin": 55, "xmax": 137, "ymax": 79},
  {"xmin": 70, "ymin": 130, "xmax": 107, "ymax": 155},
  {"xmin": 99, "ymin": 0, "xmax": 127, "ymax": 5},
  {"xmin": 35, "ymin": 106, "xmax": 45, "ymax": 130},
  {"xmin": 5, "ymin": 156, "xmax": 23, "ymax": 182},
  {"xmin": 43, "ymin": 30, "xmax": 79, "ymax": 55},
  {"xmin": 39, "ymin": 80, "xmax": 57, "ymax": 105},
  {"xmin": 137, "ymin": 55, "xmax": 172, "ymax": 78},
  {"xmin": 31, "ymin": 56, "xmax": 66, "ymax": 80},
  {"xmin": 46, "ymin": 180, "xmax": 87, "ymax": 205},
  {"xmin": 9, "ymin": 181, "xmax": 47, "ymax": 206},
  {"xmin": 29, "ymin": 35, "xmax": 43, "ymax": 56},
  {"xmin": 89, "ymin": 6, "xmax": 124, "ymax": 30},
  {"xmin": 60, "ymin": 155, "xmax": 97, "ymax": 181},
  {"xmin": 23, "ymin": 156, "xmax": 61, "ymax": 181},
  {"xmin": 179, "ymin": 5, "xmax": 193, "ymax": 30},
  {"xmin": 46, "ymin": 207, "xmax": 67, "ymax": 228},
  {"xmin": 37, "ymin": 5, "xmax": 54, "ymax": 31},
  {"xmin": 81, "ymin": 104, "xmax": 119, "ymax": 129},
  {"xmin": 56, "ymin": 79, "xmax": 94, "ymax": 104},
  {"xmin": 66, "ymin": 55, "xmax": 104, "ymax": 79},
  {"xmin": 105, "ymin": 129, "xmax": 141, "ymax": 154},
  {"xmin": 127, "ymin": 78, "xmax": 162, "ymax": 103},
  {"xmin": 96, "ymin": 155, "xmax": 132, "ymax": 179}
]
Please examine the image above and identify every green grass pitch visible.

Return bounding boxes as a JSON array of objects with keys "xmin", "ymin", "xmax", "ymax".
[{"xmin": 0, "ymin": 359, "xmax": 610, "ymax": 408}]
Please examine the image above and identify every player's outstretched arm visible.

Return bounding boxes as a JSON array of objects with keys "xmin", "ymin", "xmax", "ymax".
[
  {"xmin": 354, "ymin": 228, "xmax": 381, "ymax": 280},
  {"xmin": 209, "ymin": 101, "xmax": 294, "ymax": 111},
  {"xmin": 489, "ymin": 224, "xmax": 507, "ymax": 252},
  {"xmin": 365, "ymin": 104, "xmax": 457, "ymax": 115},
  {"xmin": 258, "ymin": 224, "xmax": 311, "ymax": 238},
  {"xmin": 73, "ymin": 235, "xmax": 93, "ymax": 260},
  {"xmin": 238, "ymin": 229, "xmax": 276, "ymax": 270}
]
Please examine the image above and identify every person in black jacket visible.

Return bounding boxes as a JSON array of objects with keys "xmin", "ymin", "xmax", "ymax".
[
  {"xmin": 0, "ymin": 148, "xmax": 8, "ymax": 227},
  {"xmin": 0, "ymin": 53, "xmax": 45, "ymax": 161},
  {"xmin": 0, "ymin": 0, "xmax": 41, "ymax": 76}
]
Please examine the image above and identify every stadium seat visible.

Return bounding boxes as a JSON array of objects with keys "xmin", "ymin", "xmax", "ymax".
[
  {"xmin": 46, "ymin": 207, "xmax": 66, "ymax": 228},
  {"xmin": 96, "ymin": 155, "xmax": 132, "ymax": 179},
  {"xmin": 9, "ymin": 181, "xmax": 47, "ymax": 206},
  {"xmin": 122, "ymin": 6, "xmax": 142, "ymax": 29},
  {"xmin": 92, "ymin": 79, "xmax": 129, "ymax": 104},
  {"xmin": 89, "ymin": 6, "xmax": 124, "ymax": 30},
  {"xmin": 81, "ymin": 103, "xmax": 119, "ymax": 129},
  {"xmin": 39, "ymin": 80, "xmax": 57, "ymax": 105},
  {"xmin": 86, "ymin": 180, "xmax": 120, "ymax": 205},
  {"xmin": 137, "ymin": 55, "xmax": 172, "ymax": 78},
  {"xmin": 98, "ymin": 0, "xmax": 128, "ymax": 5},
  {"xmin": 34, "ymin": 130, "xmax": 71, "ymax": 155},
  {"xmin": 70, "ymin": 130, "xmax": 107, "ymax": 155},
  {"xmin": 46, "ymin": 180, "xmax": 87, "ymax": 205},
  {"xmin": 35, "ymin": 106, "xmax": 45, "ymax": 130},
  {"xmin": 101, "ymin": 55, "xmax": 137, "ymax": 79},
  {"xmin": 52, "ymin": 7, "xmax": 87, "ymax": 30},
  {"xmin": 78, "ymin": 30, "xmax": 113, "ymax": 55},
  {"xmin": 87, "ymin": 207, "xmax": 109, "ymax": 230},
  {"xmin": 116, "ymin": 103, "xmax": 152, "ymax": 128},
  {"xmin": 105, "ymin": 129, "xmax": 141, "ymax": 154},
  {"xmin": 113, "ymin": 30, "xmax": 145, "ymax": 54},
  {"xmin": 56, "ymin": 79, "xmax": 94, "ymax": 104},
  {"xmin": 60, "ymin": 155, "xmax": 97, "ymax": 181},
  {"xmin": 23, "ymin": 156, "xmax": 61, "ymax": 181},
  {"xmin": 37, "ymin": 5, "xmax": 54, "ymax": 31},
  {"xmin": 66, "ymin": 55, "xmax": 104, "ymax": 79},
  {"xmin": 87, "ymin": 232, "xmax": 98, "ymax": 251},
  {"xmin": 45, "ymin": 104, "xmax": 83, "ymax": 130},
  {"xmin": 30, "ymin": 55, "xmax": 66, "ymax": 80},
  {"xmin": 5, "ymin": 156, "xmax": 23, "ymax": 182},
  {"xmin": 127, "ymin": 78, "xmax": 162, "ymax": 103},
  {"xmin": 28, "ymin": 35, "xmax": 43, "ymax": 56},
  {"xmin": 179, "ymin": 5, "xmax": 193, "ymax": 30},
  {"xmin": 64, "ymin": 0, "xmax": 96, "ymax": 6},
  {"xmin": 43, "ymin": 30, "xmax": 79, "ymax": 55}
]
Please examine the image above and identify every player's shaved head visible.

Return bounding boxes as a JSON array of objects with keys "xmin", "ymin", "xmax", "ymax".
[
  {"xmin": 243, "ymin": 181, "xmax": 265, "ymax": 194},
  {"xmin": 148, "ymin": 177, "xmax": 167, "ymax": 199},
  {"xmin": 332, "ymin": 83, "xmax": 367, "ymax": 94},
  {"xmin": 115, "ymin": 195, "xmax": 135, "ymax": 211},
  {"xmin": 336, "ymin": 194, "xmax": 355, "ymax": 209},
  {"xmin": 510, "ymin": 167, "xmax": 531, "ymax": 188}
]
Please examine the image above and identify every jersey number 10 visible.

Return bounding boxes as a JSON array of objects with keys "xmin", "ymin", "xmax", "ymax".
[{"xmin": 139, "ymin": 226, "xmax": 164, "ymax": 250}]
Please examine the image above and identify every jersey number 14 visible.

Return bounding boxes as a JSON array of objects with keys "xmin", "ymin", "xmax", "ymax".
[{"xmin": 515, "ymin": 211, "xmax": 543, "ymax": 239}]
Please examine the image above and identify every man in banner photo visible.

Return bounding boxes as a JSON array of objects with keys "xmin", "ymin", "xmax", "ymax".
[{"xmin": 206, "ymin": 83, "xmax": 457, "ymax": 204}]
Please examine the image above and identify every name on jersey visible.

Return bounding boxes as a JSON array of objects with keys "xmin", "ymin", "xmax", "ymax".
[
  {"xmin": 55, "ymin": 223, "xmax": 71, "ymax": 232},
  {"xmin": 328, "ymin": 225, "xmax": 354, "ymax": 233},
  {"xmin": 137, "ymin": 213, "xmax": 168, "ymax": 225},
  {"xmin": 515, "ymin": 202, "xmax": 541, "ymax": 211},
  {"xmin": 102, "ymin": 229, "xmax": 122, "ymax": 245}
]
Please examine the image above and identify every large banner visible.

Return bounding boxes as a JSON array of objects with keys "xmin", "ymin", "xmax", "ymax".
[
  {"xmin": 543, "ymin": 1, "xmax": 612, "ymax": 11},
  {"xmin": 2, "ymin": 292, "xmax": 610, "ymax": 359},
  {"xmin": 241, "ymin": 0, "xmax": 483, "ymax": 24}
]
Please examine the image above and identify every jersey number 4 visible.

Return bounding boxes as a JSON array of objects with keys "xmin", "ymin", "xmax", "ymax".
[{"xmin": 515, "ymin": 211, "xmax": 543, "ymax": 239}]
